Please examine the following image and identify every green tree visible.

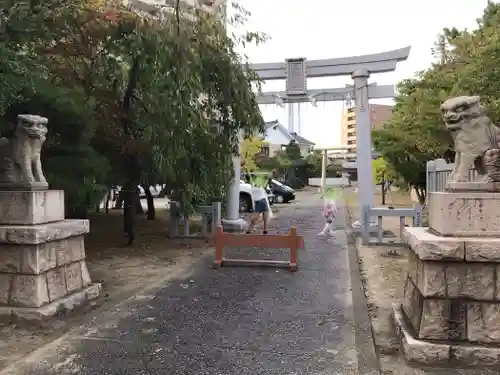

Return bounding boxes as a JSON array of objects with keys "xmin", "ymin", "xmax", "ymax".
[
  {"xmin": 372, "ymin": 158, "xmax": 395, "ymax": 205},
  {"xmin": 285, "ymin": 140, "xmax": 302, "ymax": 160},
  {"xmin": 241, "ymin": 136, "xmax": 263, "ymax": 172},
  {"xmin": 256, "ymin": 150, "xmax": 291, "ymax": 179},
  {"xmin": 374, "ymin": 2, "xmax": 500, "ymax": 205},
  {"xmin": 0, "ymin": 0, "xmax": 266, "ymax": 243},
  {"xmin": 305, "ymin": 150, "xmax": 340, "ymax": 178}
]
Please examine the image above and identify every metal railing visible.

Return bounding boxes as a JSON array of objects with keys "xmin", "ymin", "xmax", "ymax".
[
  {"xmin": 426, "ymin": 159, "xmax": 476, "ymax": 194},
  {"xmin": 360, "ymin": 205, "xmax": 423, "ymax": 246},
  {"xmin": 168, "ymin": 201, "xmax": 222, "ymax": 238}
]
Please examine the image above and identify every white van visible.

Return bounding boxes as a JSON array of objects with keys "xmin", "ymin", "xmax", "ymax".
[{"xmin": 239, "ymin": 180, "xmax": 275, "ymax": 212}]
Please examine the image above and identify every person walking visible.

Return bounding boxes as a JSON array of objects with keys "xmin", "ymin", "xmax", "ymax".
[
  {"xmin": 318, "ymin": 186, "xmax": 341, "ymax": 237},
  {"xmin": 246, "ymin": 174, "xmax": 272, "ymax": 234}
]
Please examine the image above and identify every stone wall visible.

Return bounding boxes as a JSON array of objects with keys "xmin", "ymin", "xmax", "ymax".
[
  {"xmin": 395, "ymin": 191, "xmax": 500, "ymax": 367},
  {"xmin": 403, "ymin": 241, "xmax": 500, "ymax": 344},
  {"xmin": 0, "ymin": 191, "xmax": 100, "ymax": 321}
]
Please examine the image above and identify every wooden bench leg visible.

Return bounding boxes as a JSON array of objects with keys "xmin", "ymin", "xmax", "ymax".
[
  {"xmin": 289, "ymin": 228, "xmax": 298, "ymax": 272},
  {"xmin": 213, "ymin": 226, "xmax": 223, "ymax": 269}
]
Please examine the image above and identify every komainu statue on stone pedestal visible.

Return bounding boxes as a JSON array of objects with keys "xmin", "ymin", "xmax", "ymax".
[
  {"xmin": 0, "ymin": 114, "xmax": 49, "ymax": 190},
  {"xmin": 441, "ymin": 95, "xmax": 500, "ymax": 183}
]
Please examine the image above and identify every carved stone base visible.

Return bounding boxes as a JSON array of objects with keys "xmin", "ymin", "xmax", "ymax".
[
  {"xmin": 406, "ymin": 226, "xmax": 500, "ymax": 262},
  {"xmin": 0, "ymin": 182, "xmax": 49, "ymax": 191},
  {"xmin": 0, "ymin": 230, "xmax": 101, "ymax": 318},
  {"xmin": 429, "ymin": 191, "xmax": 500, "ymax": 236},
  {"xmin": 0, "ymin": 190, "xmax": 64, "ymax": 225},
  {"xmin": 0, "ymin": 219, "xmax": 89, "ymax": 245},
  {"xmin": 394, "ymin": 303, "xmax": 500, "ymax": 368},
  {"xmin": 402, "ymin": 237, "xmax": 500, "ymax": 343},
  {"xmin": 221, "ymin": 218, "xmax": 248, "ymax": 232},
  {"xmin": 398, "ymin": 226, "xmax": 500, "ymax": 368},
  {"xmin": 0, "ymin": 190, "xmax": 100, "ymax": 320},
  {"xmin": 0, "ymin": 283, "xmax": 101, "ymax": 321},
  {"xmin": 446, "ymin": 181, "xmax": 500, "ymax": 192}
]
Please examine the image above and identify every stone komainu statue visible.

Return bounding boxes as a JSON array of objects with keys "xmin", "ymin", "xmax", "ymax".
[
  {"xmin": 441, "ymin": 96, "xmax": 500, "ymax": 183},
  {"xmin": 0, "ymin": 114, "xmax": 49, "ymax": 190}
]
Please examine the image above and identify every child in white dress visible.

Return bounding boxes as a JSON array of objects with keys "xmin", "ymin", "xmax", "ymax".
[{"xmin": 318, "ymin": 199, "xmax": 337, "ymax": 237}]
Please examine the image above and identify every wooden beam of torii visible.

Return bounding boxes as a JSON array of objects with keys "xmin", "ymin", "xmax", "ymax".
[
  {"xmin": 249, "ymin": 47, "xmax": 411, "ymax": 80},
  {"xmin": 256, "ymin": 84, "xmax": 395, "ymax": 105}
]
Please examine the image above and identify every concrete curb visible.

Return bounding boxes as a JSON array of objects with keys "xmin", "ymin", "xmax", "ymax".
[{"xmin": 343, "ymin": 203, "xmax": 381, "ymax": 375}]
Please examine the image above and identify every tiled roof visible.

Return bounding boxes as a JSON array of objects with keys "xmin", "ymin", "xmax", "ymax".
[
  {"xmin": 264, "ymin": 120, "xmax": 280, "ymax": 130},
  {"xmin": 263, "ymin": 120, "xmax": 315, "ymax": 146},
  {"xmin": 290, "ymin": 132, "xmax": 314, "ymax": 145}
]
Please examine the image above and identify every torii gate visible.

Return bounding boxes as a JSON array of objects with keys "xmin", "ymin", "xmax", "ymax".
[
  {"xmin": 315, "ymin": 146, "xmax": 350, "ymax": 192},
  {"xmin": 221, "ymin": 47, "xmax": 411, "ymax": 231}
]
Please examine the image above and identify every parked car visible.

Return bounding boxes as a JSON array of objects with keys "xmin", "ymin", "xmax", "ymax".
[
  {"xmin": 239, "ymin": 180, "xmax": 275, "ymax": 213},
  {"xmin": 138, "ymin": 185, "xmax": 164, "ymax": 198},
  {"xmin": 269, "ymin": 179, "xmax": 295, "ymax": 203}
]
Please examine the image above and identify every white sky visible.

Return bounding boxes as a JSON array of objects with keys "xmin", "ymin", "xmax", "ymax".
[{"xmin": 231, "ymin": 0, "xmax": 490, "ymax": 148}]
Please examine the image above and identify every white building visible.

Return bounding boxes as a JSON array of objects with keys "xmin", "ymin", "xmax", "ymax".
[{"xmin": 261, "ymin": 120, "xmax": 315, "ymax": 158}]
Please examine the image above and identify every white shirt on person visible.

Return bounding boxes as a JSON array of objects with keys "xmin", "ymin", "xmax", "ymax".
[{"xmin": 251, "ymin": 187, "xmax": 267, "ymax": 201}]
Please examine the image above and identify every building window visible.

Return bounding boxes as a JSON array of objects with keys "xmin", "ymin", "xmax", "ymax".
[
  {"xmin": 260, "ymin": 145, "xmax": 270, "ymax": 157},
  {"xmin": 347, "ymin": 116, "xmax": 355, "ymax": 121}
]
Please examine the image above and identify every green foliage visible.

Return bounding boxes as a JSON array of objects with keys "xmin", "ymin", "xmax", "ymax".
[
  {"xmin": 305, "ymin": 150, "xmax": 340, "ymax": 178},
  {"xmin": 374, "ymin": 1, "xmax": 500, "ymax": 195},
  {"xmin": 284, "ymin": 140, "xmax": 302, "ymax": 160},
  {"xmin": 256, "ymin": 150, "xmax": 291, "ymax": 179},
  {"xmin": 372, "ymin": 158, "xmax": 396, "ymax": 185},
  {"xmin": 250, "ymin": 174, "xmax": 269, "ymax": 188},
  {"xmin": 241, "ymin": 136, "xmax": 263, "ymax": 172},
  {"xmin": 0, "ymin": 0, "xmax": 265, "ymax": 218}
]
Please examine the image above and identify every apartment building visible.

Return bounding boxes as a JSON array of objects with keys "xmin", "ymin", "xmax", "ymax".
[{"xmin": 340, "ymin": 104, "xmax": 393, "ymax": 153}]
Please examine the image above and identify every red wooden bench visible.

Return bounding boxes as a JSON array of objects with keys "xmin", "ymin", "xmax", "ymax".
[{"xmin": 213, "ymin": 225, "xmax": 304, "ymax": 272}]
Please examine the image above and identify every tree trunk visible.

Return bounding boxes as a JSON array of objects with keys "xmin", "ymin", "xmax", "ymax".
[
  {"xmin": 142, "ymin": 183, "xmax": 155, "ymax": 220},
  {"xmin": 114, "ymin": 193, "xmax": 123, "ymax": 209},
  {"xmin": 105, "ymin": 189, "xmax": 111, "ymax": 214},
  {"xmin": 120, "ymin": 56, "xmax": 141, "ymax": 245},
  {"xmin": 415, "ymin": 187, "xmax": 426, "ymax": 205},
  {"xmin": 135, "ymin": 190, "xmax": 144, "ymax": 214},
  {"xmin": 381, "ymin": 174, "xmax": 386, "ymax": 205},
  {"xmin": 122, "ymin": 186, "xmax": 135, "ymax": 245}
]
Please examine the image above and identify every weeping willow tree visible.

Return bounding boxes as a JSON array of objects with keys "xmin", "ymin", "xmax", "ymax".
[{"xmin": 0, "ymin": 0, "xmax": 266, "ymax": 243}]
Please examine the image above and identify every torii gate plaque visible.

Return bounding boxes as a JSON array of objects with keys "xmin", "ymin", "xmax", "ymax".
[{"xmin": 255, "ymin": 47, "xmax": 411, "ymax": 218}]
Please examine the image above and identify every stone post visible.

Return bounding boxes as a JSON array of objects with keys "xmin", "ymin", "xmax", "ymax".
[
  {"xmin": 352, "ymin": 69, "xmax": 374, "ymax": 217},
  {"xmin": 222, "ymin": 130, "xmax": 247, "ymax": 232},
  {"xmin": 320, "ymin": 149, "xmax": 327, "ymax": 193},
  {"xmin": 288, "ymin": 102, "xmax": 295, "ymax": 133},
  {"xmin": 0, "ymin": 115, "xmax": 100, "ymax": 321}
]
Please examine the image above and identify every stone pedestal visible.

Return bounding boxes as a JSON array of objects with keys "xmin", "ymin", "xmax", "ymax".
[
  {"xmin": 0, "ymin": 190, "xmax": 100, "ymax": 321},
  {"xmin": 395, "ymin": 190, "xmax": 500, "ymax": 368}
]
